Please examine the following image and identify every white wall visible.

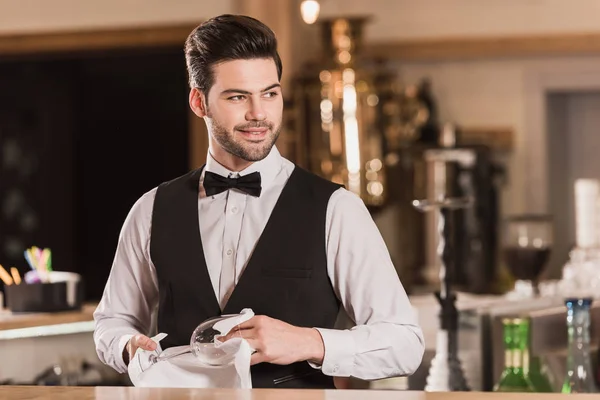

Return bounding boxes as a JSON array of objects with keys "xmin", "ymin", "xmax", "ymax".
[
  {"xmin": 0, "ymin": 0, "xmax": 233, "ymax": 34},
  {"xmin": 320, "ymin": 0, "xmax": 600, "ymax": 41}
]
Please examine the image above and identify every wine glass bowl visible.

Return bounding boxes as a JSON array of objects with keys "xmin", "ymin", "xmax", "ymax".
[
  {"xmin": 190, "ymin": 314, "xmax": 240, "ymax": 366},
  {"xmin": 502, "ymin": 215, "xmax": 553, "ymax": 297}
]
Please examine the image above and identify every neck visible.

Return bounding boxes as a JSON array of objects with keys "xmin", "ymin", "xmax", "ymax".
[{"xmin": 208, "ymin": 144, "xmax": 253, "ymax": 172}]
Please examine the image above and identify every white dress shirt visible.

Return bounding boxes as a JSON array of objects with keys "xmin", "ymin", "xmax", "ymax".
[{"xmin": 93, "ymin": 146, "xmax": 424, "ymax": 381}]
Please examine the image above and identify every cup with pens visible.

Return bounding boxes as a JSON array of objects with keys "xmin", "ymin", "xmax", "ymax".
[{"xmin": 1, "ymin": 247, "xmax": 84, "ymax": 313}]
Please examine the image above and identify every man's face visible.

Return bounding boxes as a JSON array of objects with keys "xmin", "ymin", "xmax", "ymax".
[{"xmin": 203, "ymin": 58, "xmax": 283, "ymax": 163}]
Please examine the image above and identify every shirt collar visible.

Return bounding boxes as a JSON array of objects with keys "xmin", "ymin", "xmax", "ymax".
[{"xmin": 202, "ymin": 145, "xmax": 283, "ymax": 192}]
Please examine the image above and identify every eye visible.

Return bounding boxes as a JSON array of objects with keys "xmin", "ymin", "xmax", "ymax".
[
  {"xmin": 263, "ymin": 91, "xmax": 279, "ymax": 98},
  {"xmin": 227, "ymin": 95, "xmax": 246, "ymax": 101}
]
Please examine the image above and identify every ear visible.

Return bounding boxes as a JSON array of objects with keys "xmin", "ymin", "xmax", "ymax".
[{"xmin": 189, "ymin": 88, "xmax": 207, "ymax": 118}]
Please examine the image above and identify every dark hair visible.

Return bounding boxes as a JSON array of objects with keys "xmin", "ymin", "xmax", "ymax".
[{"xmin": 184, "ymin": 14, "xmax": 283, "ymax": 95}]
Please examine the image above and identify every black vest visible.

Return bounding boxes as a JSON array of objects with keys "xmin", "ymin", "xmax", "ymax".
[{"xmin": 150, "ymin": 165, "xmax": 342, "ymax": 388}]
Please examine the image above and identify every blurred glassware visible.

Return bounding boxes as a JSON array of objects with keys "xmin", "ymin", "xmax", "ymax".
[
  {"xmin": 502, "ymin": 215, "xmax": 553, "ymax": 299},
  {"xmin": 561, "ymin": 298, "xmax": 597, "ymax": 393}
]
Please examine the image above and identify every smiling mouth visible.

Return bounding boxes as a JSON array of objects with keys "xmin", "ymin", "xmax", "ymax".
[
  {"xmin": 238, "ymin": 128, "xmax": 268, "ymax": 134},
  {"xmin": 237, "ymin": 128, "xmax": 269, "ymax": 141}
]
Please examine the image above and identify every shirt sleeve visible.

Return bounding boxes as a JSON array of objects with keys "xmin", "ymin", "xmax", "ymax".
[
  {"xmin": 93, "ymin": 188, "xmax": 159, "ymax": 374},
  {"xmin": 312, "ymin": 188, "xmax": 425, "ymax": 380}
]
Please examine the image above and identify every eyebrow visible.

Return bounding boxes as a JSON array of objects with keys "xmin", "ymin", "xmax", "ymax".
[{"xmin": 220, "ymin": 83, "xmax": 281, "ymax": 96}]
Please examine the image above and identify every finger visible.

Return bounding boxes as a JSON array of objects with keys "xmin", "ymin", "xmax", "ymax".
[
  {"xmin": 219, "ymin": 330, "xmax": 238, "ymax": 342},
  {"xmin": 223, "ymin": 327, "xmax": 257, "ymax": 342},
  {"xmin": 236, "ymin": 322, "xmax": 252, "ymax": 330},
  {"xmin": 236, "ymin": 316, "xmax": 260, "ymax": 330},
  {"xmin": 134, "ymin": 335, "xmax": 157, "ymax": 351},
  {"xmin": 143, "ymin": 339, "xmax": 157, "ymax": 351}
]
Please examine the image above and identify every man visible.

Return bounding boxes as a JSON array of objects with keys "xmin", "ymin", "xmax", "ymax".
[{"xmin": 94, "ymin": 14, "xmax": 424, "ymax": 389}]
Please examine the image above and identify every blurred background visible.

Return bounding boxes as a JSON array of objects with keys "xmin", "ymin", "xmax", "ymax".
[{"xmin": 3, "ymin": 0, "xmax": 600, "ymax": 391}]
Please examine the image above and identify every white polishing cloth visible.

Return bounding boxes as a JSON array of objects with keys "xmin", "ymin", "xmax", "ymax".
[{"xmin": 128, "ymin": 308, "xmax": 255, "ymax": 388}]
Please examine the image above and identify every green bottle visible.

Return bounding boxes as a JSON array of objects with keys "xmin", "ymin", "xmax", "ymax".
[{"xmin": 494, "ymin": 318, "xmax": 535, "ymax": 392}]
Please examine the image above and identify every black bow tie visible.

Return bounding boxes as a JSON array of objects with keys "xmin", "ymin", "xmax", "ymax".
[{"xmin": 203, "ymin": 171, "xmax": 262, "ymax": 197}]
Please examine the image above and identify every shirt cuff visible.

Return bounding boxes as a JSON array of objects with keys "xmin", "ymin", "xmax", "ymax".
[
  {"xmin": 115, "ymin": 334, "xmax": 135, "ymax": 373},
  {"xmin": 308, "ymin": 328, "xmax": 355, "ymax": 377}
]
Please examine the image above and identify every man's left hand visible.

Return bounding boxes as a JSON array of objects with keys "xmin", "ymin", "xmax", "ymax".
[{"xmin": 222, "ymin": 315, "xmax": 325, "ymax": 366}]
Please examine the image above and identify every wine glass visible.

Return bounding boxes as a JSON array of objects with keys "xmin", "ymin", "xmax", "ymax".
[{"xmin": 502, "ymin": 215, "xmax": 553, "ymax": 298}]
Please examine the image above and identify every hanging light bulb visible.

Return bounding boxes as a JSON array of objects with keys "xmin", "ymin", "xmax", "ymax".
[{"xmin": 300, "ymin": 0, "xmax": 320, "ymax": 24}]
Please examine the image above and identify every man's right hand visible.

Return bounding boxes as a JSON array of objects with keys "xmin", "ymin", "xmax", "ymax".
[{"xmin": 123, "ymin": 334, "xmax": 157, "ymax": 365}]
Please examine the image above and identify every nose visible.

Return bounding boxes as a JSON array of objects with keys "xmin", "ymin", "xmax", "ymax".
[{"xmin": 245, "ymin": 97, "xmax": 266, "ymax": 121}]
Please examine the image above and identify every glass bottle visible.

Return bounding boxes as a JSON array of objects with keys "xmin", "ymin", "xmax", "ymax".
[
  {"xmin": 494, "ymin": 318, "xmax": 534, "ymax": 392},
  {"xmin": 561, "ymin": 297, "xmax": 598, "ymax": 393}
]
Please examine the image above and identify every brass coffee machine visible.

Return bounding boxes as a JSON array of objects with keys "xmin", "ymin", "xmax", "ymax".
[{"xmin": 289, "ymin": 16, "xmax": 428, "ymax": 209}]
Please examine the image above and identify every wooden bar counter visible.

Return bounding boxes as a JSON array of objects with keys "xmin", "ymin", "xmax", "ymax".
[
  {"xmin": 1, "ymin": 387, "xmax": 597, "ymax": 399},
  {"xmin": 0, "ymin": 303, "xmax": 95, "ymax": 332}
]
